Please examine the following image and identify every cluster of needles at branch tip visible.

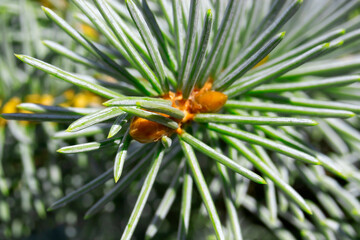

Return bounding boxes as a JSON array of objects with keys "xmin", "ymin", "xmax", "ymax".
[
  {"xmin": 130, "ymin": 80, "xmax": 228, "ymax": 143},
  {"xmin": 3, "ymin": 0, "xmax": 360, "ymax": 238}
]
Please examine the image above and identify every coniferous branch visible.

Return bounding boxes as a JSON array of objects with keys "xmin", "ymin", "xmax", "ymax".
[{"xmin": 2, "ymin": 0, "xmax": 360, "ymax": 239}]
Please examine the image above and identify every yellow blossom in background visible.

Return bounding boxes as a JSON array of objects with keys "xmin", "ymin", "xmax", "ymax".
[
  {"xmin": 73, "ymin": 91, "xmax": 103, "ymax": 108},
  {"xmin": 34, "ymin": 0, "xmax": 68, "ymax": 11},
  {"xmin": 80, "ymin": 24, "xmax": 100, "ymax": 42},
  {"xmin": 0, "ymin": 97, "xmax": 21, "ymax": 126},
  {"xmin": 39, "ymin": 94, "xmax": 55, "ymax": 106},
  {"xmin": 24, "ymin": 94, "xmax": 54, "ymax": 105},
  {"xmin": 63, "ymin": 89, "xmax": 75, "ymax": 101},
  {"xmin": 60, "ymin": 90, "xmax": 103, "ymax": 108},
  {"xmin": 0, "ymin": 95, "xmax": 55, "ymax": 126},
  {"xmin": 1, "ymin": 90, "xmax": 102, "ymax": 127},
  {"xmin": 37, "ymin": 0, "xmax": 54, "ymax": 9}
]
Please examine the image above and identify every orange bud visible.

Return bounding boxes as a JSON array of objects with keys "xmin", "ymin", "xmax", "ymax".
[
  {"xmin": 129, "ymin": 117, "xmax": 175, "ymax": 143},
  {"xmin": 128, "ymin": 80, "xmax": 227, "ymax": 143},
  {"xmin": 194, "ymin": 90, "xmax": 228, "ymax": 113}
]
